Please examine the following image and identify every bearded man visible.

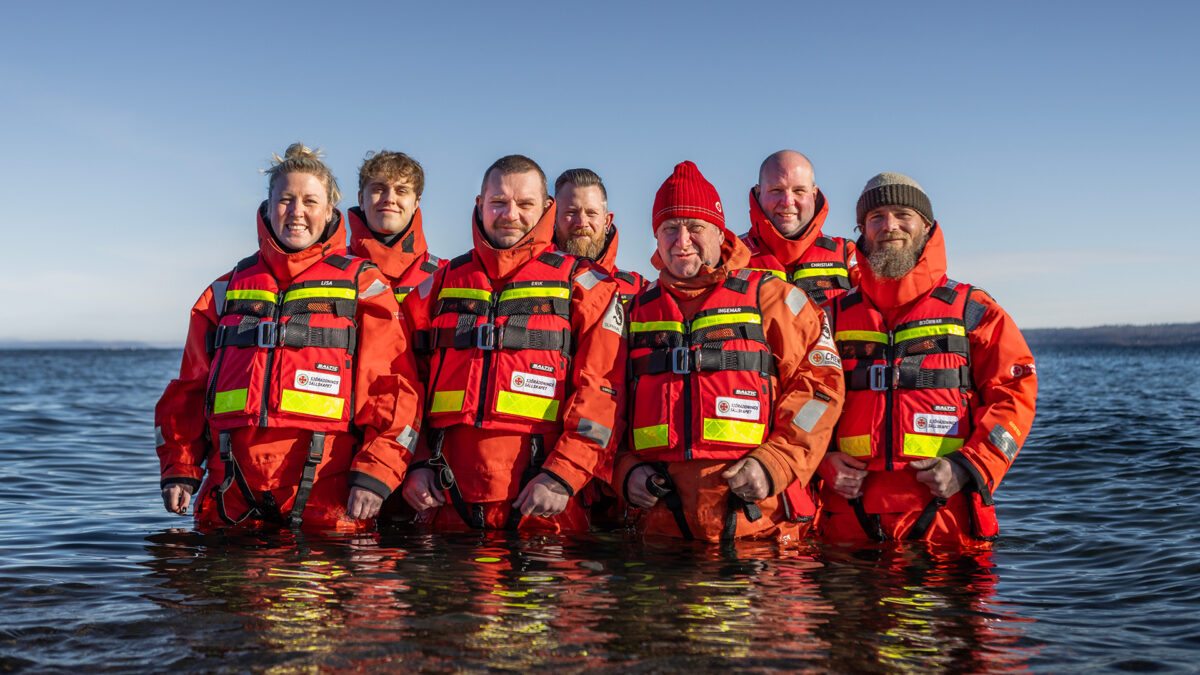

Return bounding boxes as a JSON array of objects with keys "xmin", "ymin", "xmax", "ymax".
[
  {"xmin": 816, "ymin": 172, "xmax": 1038, "ymax": 547},
  {"xmin": 553, "ymin": 168, "xmax": 646, "ymax": 302}
]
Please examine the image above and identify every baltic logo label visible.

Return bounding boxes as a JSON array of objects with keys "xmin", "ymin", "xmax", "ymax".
[
  {"xmin": 511, "ymin": 371, "xmax": 556, "ymax": 398},
  {"xmin": 294, "ymin": 369, "xmax": 341, "ymax": 395},
  {"xmin": 715, "ymin": 396, "xmax": 760, "ymax": 421}
]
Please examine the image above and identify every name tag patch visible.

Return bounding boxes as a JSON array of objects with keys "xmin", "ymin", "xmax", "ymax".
[
  {"xmin": 716, "ymin": 396, "xmax": 760, "ymax": 421},
  {"xmin": 511, "ymin": 371, "xmax": 557, "ymax": 398},
  {"xmin": 294, "ymin": 369, "xmax": 341, "ymax": 395},
  {"xmin": 913, "ymin": 413, "xmax": 960, "ymax": 436}
]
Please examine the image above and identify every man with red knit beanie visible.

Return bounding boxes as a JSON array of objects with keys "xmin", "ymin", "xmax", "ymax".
[{"xmin": 613, "ymin": 161, "xmax": 845, "ymax": 542}]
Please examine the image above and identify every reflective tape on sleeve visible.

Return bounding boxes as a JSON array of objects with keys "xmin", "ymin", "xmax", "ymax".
[
  {"xmin": 701, "ymin": 418, "xmax": 766, "ymax": 446},
  {"xmin": 213, "ymin": 388, "xmax": 249, "ymax": 415},
  {"xmin": 280, "ymin": 389, "xmax": 345, "ymax": 419},
  {"xmin": 792, "ymin": 400, "xmax": 829, "ymax": 433},
  {"xmin": 154, "ymin": 425, "xmax": 166, "ymax": 448},
  {"xmin": 396, "ymin": 425, "xmax": 418, "ymax": 453},
  {"xmin": 573, "ymin": 269, "xmax": 604, "ymax": 290},
  {"xmin": 576, "ymin": 418, "xmax": 613, "ymax": 448},
  {"xmin": 360, "ymin": 279, "xmax": 390, "ymax": 299},
  {"xmin": 784, "ymin": 287, "xmax": 807, "ymax": 316},
  {"xmin": 902, "ymin": 434, "xmax": 965, "ymax": 458},
  {"xmin": 632, "ymin": 424, "xmax": 668, "ymax": 450},
  {"xmin": 837, "ymin": 434, "xmax": 872, "ymax": 457},
  {"xmin": 430, "ymin": 390, "xmax": 466, "ymax": 414},
  {"xmin": 496, "ymin": 391, "xmax": 561, "ymax": 421},
  {"xmin": 988, "ymin": 424, "xmax": 1019, "ymax": 461}
]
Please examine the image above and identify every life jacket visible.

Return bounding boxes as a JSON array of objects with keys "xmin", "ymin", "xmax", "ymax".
[
  {"xmin": 613, "ymin": 269, "xmax": 646, "ymax": 305},
  {"xmin": 417, "ymin": 249, "xmax": 581, "ymax": 435},
  {"xmin": 393, "ymin": 254, "xmax": 441, "ymax": 303},
  {"xmin": 741, "ymin": 231, "xmax": 853, "ymax": 305},
  {"xmin": 830, "ymin": 279, "xmax": 981, "ymax": 472},
  {"xmin": 204, "ymin": 252, "xmax": 371, "ymax": 433},
  {"xmin": 627, "ymin": 269, "xmax": 777, "ymax": 461}
]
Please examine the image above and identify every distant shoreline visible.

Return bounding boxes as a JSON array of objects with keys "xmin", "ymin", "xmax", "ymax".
[{"xmin": 3, "ymin": 322, "xmax": 1198, "ymax": 350}]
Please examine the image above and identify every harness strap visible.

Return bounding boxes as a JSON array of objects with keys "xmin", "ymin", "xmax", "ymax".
[
  {"xmin": 721, "ymin": 492, "xmax": 763, "ymax": 542},
  {"xmin": 286, "ymin": 431, "xmax": 325, "ymax": 529},
  {"xmin": 906, "ymin": 497, "xmax": 947, "ymax": 541},
  {"xmin": 846, "ymin": 364, "xmax": 971, "ymax": 391},
  {"xmin": 631, "ymin": 348, "xmax": 775, "ymax": 377},
  {"xmin": 213, "ymin": 322, "xmax": 354, "ymax": 353},
  {"xmin": 648, "ymin": 462, "xmax": 694, "ymax": 540},
  {"xmin": 503, "ymin": 434, "xmax": 545, "ymax": 531},
  {"xmin": 426, "ymin": 428, "xmax": 486, "ymax": 529},
  {"xmin": 214, "ymin": 430, "xmax": 282, "ymax": 526},
  {"xmin": 849, "ymin": 496, "xmax": 887, "ymax": 542}
]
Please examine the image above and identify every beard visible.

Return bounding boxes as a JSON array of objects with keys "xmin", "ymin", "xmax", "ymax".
[
  {"xmin": 866, "ymin": 228, "xmax": 929, "ymax": 278},
  {"xmin": 559, "ymin": 229, "xmax": 608, "ymax": 261}
]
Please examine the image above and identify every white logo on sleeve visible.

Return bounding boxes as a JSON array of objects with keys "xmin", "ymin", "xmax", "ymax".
[
  {"xmin": 715, "ymin": 396, "xmax": 761, "ymax": 421},
  {"xmin": 601, "ymin": 295, "xmax": 624, "ymax": 335},
  {"xmin": 511, "ymin": 371, "xmax": 557, "ymax": 398},
  {"xmin": 913, "ymin": 413, "xmax": 960, "ymax": 436},
  {"xmin": 294, "ymin": 369, "xmax": 341, "ymax": 395}
]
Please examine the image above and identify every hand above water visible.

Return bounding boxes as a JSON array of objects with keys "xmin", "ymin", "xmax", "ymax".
[
  {"xmin": 625, "ymin": 464, "xmax": 662, "ymax": 509},
  {"xmin": 401, "ymin": 467, "xmax": 446, "ymax": 512},
  {"xmin": 818, "ymin": 452, "xmax": 869, "ymax": 500},
  {"xmin": 162, "ymin": 483, "xmax": 194, "ymax": 515},
  {"xmin": 346, "ymin": 486, "xmax": 383, "ymax": 520},
  {"xmin": 722, "ymin": 457, "xmax": 770, "ymax": 502},
  {"xmin": 512, "ymin": 473, "xmax": 569, "ymax": 518},
  {"xmin": 908, "ymin": 457, "xmax": 969, "ymax": 499}
]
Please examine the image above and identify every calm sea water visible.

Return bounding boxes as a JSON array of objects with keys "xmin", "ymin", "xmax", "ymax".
[{"xmin": 1, "ymin": 346, "xmax": 1198, "ymax": 673}]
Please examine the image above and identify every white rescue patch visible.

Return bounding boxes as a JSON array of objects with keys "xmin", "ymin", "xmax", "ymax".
[
  {"xmin": 601, "ymin": 295, "xmax": 624, "ymax": 335},
  {"xmin": 715, "ymin": 396, "xmax": 760, "ymax": 421},
  {"xmin": 913, "ymin": 413, "xmax": 960, "ymax": 436},
  {"xmin": 294, "ymin": 369, "xmax": 341, "ymax": 395},
  {"xmin": 511, "ymin": 371, "xmax": 557, "ymax": 398},
  {"xmin": 808, "ymin": 349, "xmax": 842, "ymax": 368}
]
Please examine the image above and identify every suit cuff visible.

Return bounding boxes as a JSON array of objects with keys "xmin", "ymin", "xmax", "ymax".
[{"xmin": 349, "ymin": 471, "xmax": 393, "ymax": 500}]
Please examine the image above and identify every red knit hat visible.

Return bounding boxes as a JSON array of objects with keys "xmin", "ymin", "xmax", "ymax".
[{"xmin": 652, "ymin": 161, "xmax": 725, "ymax": 232}]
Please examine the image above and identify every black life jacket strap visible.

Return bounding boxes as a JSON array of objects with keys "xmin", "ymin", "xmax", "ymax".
[
  {"xmin": 631, "ymin": 348, "xmax": 775, "ymax": 378},
  {"xmin": 503, "ymin": 434, "xmax": 546, "ymax": 531},
  {"xmin": 214, "ymin": 430, "xmax": 282, "ymax": 526},
  {"xmin": 426, "ymin": 428, "xmax": 486, "ymax": 530},
  {"xmin": 721, "ymin": 492, "xmax": 763, "ymax": 542},
  {"xmin": 286, "ymin": 431, "xmax": 326, "ymax": 529},
  {"xmin": 906, "ymin": 497, "xmax": 947, "ymax": 540},
  {"xmin": 849, "ymin": 496, "xmax": 887, "ymax": 542},
  {"xmin": 648, "ymin": 462, "xmax": 694, "ymax": 541}
]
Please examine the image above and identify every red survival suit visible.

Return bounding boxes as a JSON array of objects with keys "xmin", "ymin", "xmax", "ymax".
[
  {"xmin": 401, "ymin": 201, "xmax": 627, "ymax": 534},
  {"xmin": 816, "ymin": 225, "xmax": 1037, "ymax": 547},
  {"xmin": 155, "ymin": 205, "xmax": 423, "ymax": 532},
  {"xmin": 614, "ymin": 232, "xmax": 845, "ymax": 542},
  {"xmin": 741, "ymin": 188, "xmax": 859, "ymax": 305},
  {"xmin": 592, "ymin": 224, "xmax": 648, "ymax": 303},
  {"xmin": 347, "ymin": 206, "xmax": 445, "ymax": 304}
]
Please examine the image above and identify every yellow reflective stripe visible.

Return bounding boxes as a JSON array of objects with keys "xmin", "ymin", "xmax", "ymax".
[
  {"xmin": 438, "ymin": 288, "xmax": 492, "ymax": 301},
  {"xmin": 632, "ymin": 424, "xmax": 669, "ymax": 450},
  {"xmin": 496, "ymin": 391, "xmax": 560, "ymax": 421},
  {"xmin": 701, "ymin": 418, "xmax": 765, "ymax": 445},
  {"xmin": 835, "ymin": 330, "xmax": 887, "ymax": 343},
  {"xmin": 894, "ymin": 323, "xmax": 966, "ymax": 342},
  {"xmin": 746, "ymin": 268, "xmax": 786, "ymax": 281},
  {"xmin": 394, "ymin": 291, "xmax": 409, "ymax": 302},
  {"xmin": 791, "ymin": 267, "xmax": 849, "ymax": 279},
  {"xmin": 430, "ymin": 390, "xmax": 465, "ymax": 414},
  {"xmin": 498, "ymin": 287, "xmax": 570, "ymax": 302},
  {"xmin": 691, "ymin": 313, "xmax": 762, "ymax": 331},
  {"xmin": 282, "ymin": 287, "xmax": 356, "ymax": 303},
  {"xmin": 630, "ymin": 320, "xmax": 684, "ymax": 333},
  {"xmin": 902, "ymin": 434, "xmax": 965, "ymax": 458},
  {"xmin": 225, "ymin": 289, "xmax": 278, "ymax": 303},
  {"xmin": 279, "ymin": 389, "xmax": 345, "ymax": 419},
  {"xmin": 212, "ymin": 388, "xmax": 248, "ymax": 414},
  {"xmin": 838, "ymin": 434, "xmax": 873, "ymax": 457}
]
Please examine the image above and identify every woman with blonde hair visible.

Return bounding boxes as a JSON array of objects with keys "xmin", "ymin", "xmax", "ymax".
[{"xmin": 155, "ymin": 143, "xmax": 422, "ymax": 531}]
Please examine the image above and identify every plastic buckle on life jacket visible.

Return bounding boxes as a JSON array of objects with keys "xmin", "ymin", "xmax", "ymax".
[
  {"xmin": 475, "ymin": 323, "xmax": 496, "ymax": 350},
  {"xmin": 869, "ymin": 364, "xmax": 892, "ymax": 391},
  {"xmin": 256, "ymin": 321, "xmax": 277, "ymax": 348},
  {"xmin": 671, "ymin": 346, "xmax": 690, "ymax": 374}
]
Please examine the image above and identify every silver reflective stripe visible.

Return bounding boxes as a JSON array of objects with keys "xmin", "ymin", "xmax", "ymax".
[
  {"xmin": 574, "ymin": 269, "xmax": 604, "ymax": 291},
  {"xmin": 211, "ymin": 281, "xmax": 229, "ymax": 315},
  {"xmin": 784, "ymin": 287, "xmax": 807, "ymax": 316},
  {"xmin": 989, "ymin": 425, "xmax": 1019, "ymax": 461},
  {"xmin": 792, "ymin": 400, "xmax": 829, "ymax": 433},
  {"xmin": 154, "ymin": 425, "xmax": 166, "ymax": 447},
  {"xmin": 396, "ymin": 425, "xmax": 418, "ymax": 454},
  {"xmin": 361, "ymin": 279, "xmax": 389, "ymax": 299},
  {"xmin": 576, "ymin": 418, "xmax": 613, "ymax": 448},
  {"xmin": 416, "ymin": 274, "xmax": 435, "ymax": 299}
]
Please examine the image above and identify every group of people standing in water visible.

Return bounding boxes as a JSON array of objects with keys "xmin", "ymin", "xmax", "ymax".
[{"xmin": 155, "ymin": 143, "xmax": 1037, "ymax": 547}]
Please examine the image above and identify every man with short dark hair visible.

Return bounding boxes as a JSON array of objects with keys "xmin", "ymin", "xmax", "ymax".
[
  {"xmin": 399, "ymin": 155, "xmax": 626, "ymax": 533},
  {"xmin": 742, "ymin": 150, "xmax": 857, "ymax": 305},
  {"xmin": 817, "ymin": 172, "xmax": 1037, "ymax": 546},
  {"xmin": 553, "ymin": 168, "xmax": 646, "ymax": 303}
]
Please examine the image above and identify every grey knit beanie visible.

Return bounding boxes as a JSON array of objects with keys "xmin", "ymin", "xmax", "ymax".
[{"xmin": 855, "ymin": 172, "xmax": 934, "ymax": 226}]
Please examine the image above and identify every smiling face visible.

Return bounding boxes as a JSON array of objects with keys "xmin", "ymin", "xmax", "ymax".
[
  {"xmin": 756, "ymin": 152, "xmax": 818, "ymax": 238},
  {"xmin": 554, "ymin": 182, "xmax": 612, "ymax": 260},
  {"xmin": 476, "ymin": 170, "xmax": 550, "ymax": 249},
  {"xmin": 269, "ymin": 171, "xmax": 334, "ymax": 251},
  {"xmin": 655, "ymin": 217, "xmax": 723, "ymax": 278},
  {"xmin": 359, "ymin": 176, "xmax": 420, "ymax": 235},
  {"xmin": 861, "ymin": 205, "xmax": 932, "ymax": 278}
]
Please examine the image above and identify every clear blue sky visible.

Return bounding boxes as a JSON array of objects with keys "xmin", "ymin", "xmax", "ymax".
[{"xmin": 3, "ymin": 1, "xmax": 1197, "ymax": 344}]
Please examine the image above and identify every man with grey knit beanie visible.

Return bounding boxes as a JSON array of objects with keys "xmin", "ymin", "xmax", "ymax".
[{"xmin": 814, "ymin": 171, "xmax": 1038, "ymax": 548}]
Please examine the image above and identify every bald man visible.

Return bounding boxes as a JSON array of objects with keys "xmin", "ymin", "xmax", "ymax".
[{"xmin": 741, "ymin": 150, "xmax": 858, "ymax": 305}]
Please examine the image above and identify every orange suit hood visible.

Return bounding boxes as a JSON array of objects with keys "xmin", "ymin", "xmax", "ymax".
[
  {"xmin": 857, "ymin": 223, "xmax": 948, "ymax": 326},
  {"xmin": 347, "ymin": 206, "xmax": 430, "ymax": 282},
  {"xmin": 653, "ymin": 227, "xmax": 753, "ymax": 309},
  {"xmin": 470, "ymin": 200, "xmax": 558, "ymax": 281},
  {"xmin": 746, "ymin": 187, "xmax": 831, "ymax": 263},
  {"xmin": 594, "ymin": 225, "xmax": 623, "ymax": 274},
  {"xmin": 255, "ymin": 201, "xmax": 348, "ymax": 284}
]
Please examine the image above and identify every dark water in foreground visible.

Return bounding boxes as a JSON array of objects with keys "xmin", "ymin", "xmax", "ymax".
[{"xmin": 1, "ymin": 347, "xmax": 1198, "ymax": 673}]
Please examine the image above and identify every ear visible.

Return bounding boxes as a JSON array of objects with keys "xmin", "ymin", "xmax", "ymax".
[
  {"xmin": 752, "ymin": 185, "xmax": 761, "ymax": 199},
  {"xmin": 604, "ymin": 212, "xmax": 614, "ymax": 228},
  {"xmin": 475, "ymin": 194, "xmax": 483, "ymax": 210}
]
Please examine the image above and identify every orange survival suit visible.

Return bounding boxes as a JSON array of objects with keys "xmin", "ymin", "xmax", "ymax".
[
  {"xmin": 614, "ymin": 232, "xmax": 845, "ymax": 541},
  {"xmin": 401, "ymin": 201, "xmax": 627, "ymax": 534},
  {"xmin": 741, "ymin": 188, "xmax": 859, "ymax": 305},
  {"xmin": 347, "ymin": 206, "xmax": 445, "ymax": 303},
  {"xmin": 816, "ymin": 225, "xmax": 1037, "ymax": 546},
  {"xmin": 155, "ymin": 205, "xmax": 423, "ymax": 532},
  {"xmin": 592, "ymin": 224, "xmax": 648, "ymax": 303}
]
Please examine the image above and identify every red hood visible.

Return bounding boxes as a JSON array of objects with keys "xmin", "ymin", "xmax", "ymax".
[
  {"xmin": 470, "ymin": 199, "xmax": 558, "ymax": 281},
  {"xmin": 255, "ymin": 201, "xmax": 347, "ymax": 284},
  {"xmin": 346, "ymin": 206, "xmax": 430, "ymax": 282},
  {"xmin": 746, "ymin": 187, "xmax": 830, "ymax": 261},
  {"xmin": 857, "ymin": 222, "xmax": 949, "ymax": 325},
  {"xmin": 653, "ymin": 226, "xmax": 752, "ymax": 307},
  {"xmin": 594, "ymin": 224, "xmax": 622, "ymax": 274}
]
